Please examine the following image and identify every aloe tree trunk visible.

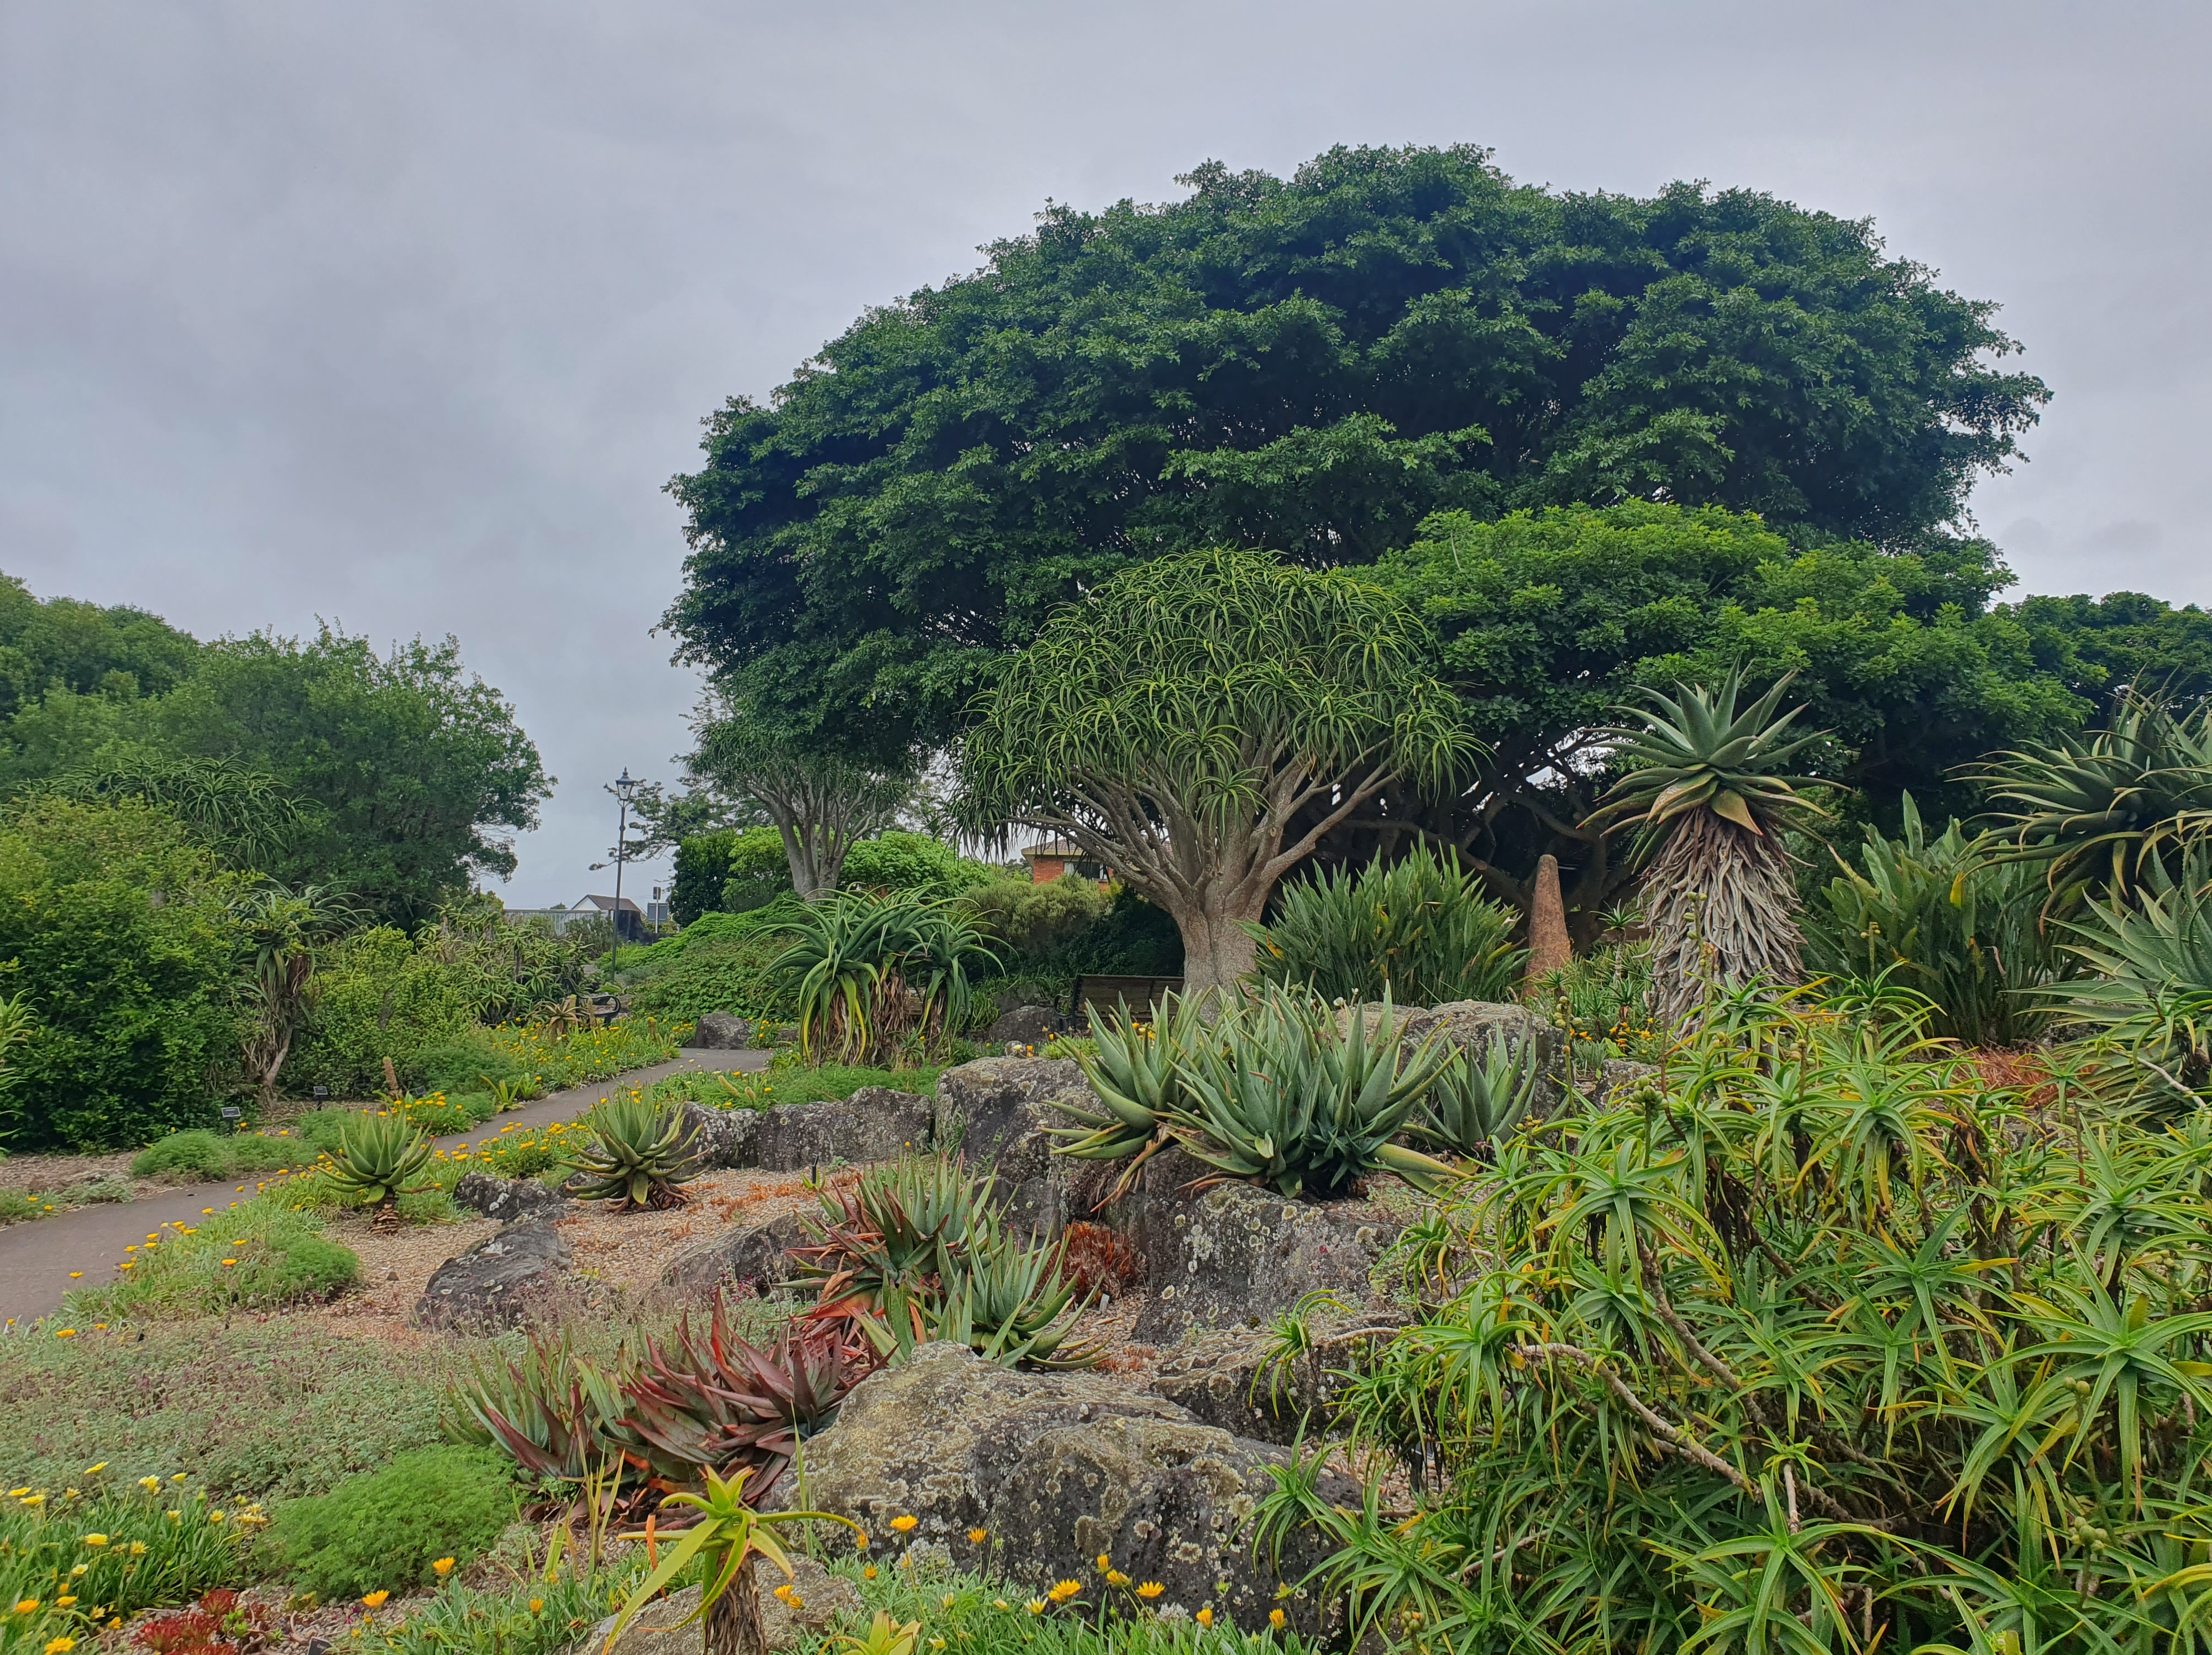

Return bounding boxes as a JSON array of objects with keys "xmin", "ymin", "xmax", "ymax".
[{"xmin": 703, "ymin": 1552, "xmax": 768, "ymax": 1655}]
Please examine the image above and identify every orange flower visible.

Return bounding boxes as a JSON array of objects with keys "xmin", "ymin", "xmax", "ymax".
[
  {"xmin": 1270, "ymin": 1609, "xmax": 1287, "ymax": 1630},
  {"xmin": 889, "ymin": 1515, "xmax": 918, "ymax": 1533},
  {"xmin": 432, "ymin": 1558, "xmax": 455, "ymax": 1577},
  {"xmin": 362, "ymin": 1591, "xmax": 390, "ymax": 1609},
  {"xmin": 1196, "ymin": 1607, "xmax": 1214, "ymax": 1628},
  {"xmin": 967, "ymin": 1528, "xmax": 988, "ymax": 1544},
  {"xmin": 1136, "ymin": 1583, "xmax": 1164, "ymax": 1600}
]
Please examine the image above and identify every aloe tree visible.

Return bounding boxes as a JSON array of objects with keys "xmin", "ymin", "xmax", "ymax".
[
  {"xmin": 958, "ymin": 548, "xmax": 1473, "ymax": 993},
  {"xmin": 688, "ymin": 708, "xmax": 914, "ymax": 900},
  {"xmin": 1589, "ymin": 673, "xmax": 1827, "ymax": 1025}
]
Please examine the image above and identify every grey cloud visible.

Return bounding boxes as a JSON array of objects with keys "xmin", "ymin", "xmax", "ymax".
[{"xmin": 3, "ymin": 0, "xmax": 2207, "ymax": 902}]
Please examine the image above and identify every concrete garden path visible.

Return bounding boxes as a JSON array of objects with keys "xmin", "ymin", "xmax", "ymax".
[{"xmin": 0, "ymin": 1046, "xmax": 772, "ymax": 1328}]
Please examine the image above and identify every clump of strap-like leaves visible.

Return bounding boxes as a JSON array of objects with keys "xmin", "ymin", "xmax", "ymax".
[
  {"xmin": 1589, "ymin": 672, "xmax": 1827, "ymax": 1026},
  {"xmin": 1259, "ymin": 1001, "xmax": 2212, "ymax": 1654},
  {"xmin": 1050, "ymin": 984, "xmax": 1462, "ymax": 1200},
  {"xmin": 1252, "ymin": 843, "xmax": 1524, "ymax": 1008}
]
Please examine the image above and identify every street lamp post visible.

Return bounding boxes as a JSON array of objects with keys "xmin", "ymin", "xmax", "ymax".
[{"xmin": 611, "ymin": 768, "xmax": 637, "ymax": 964}]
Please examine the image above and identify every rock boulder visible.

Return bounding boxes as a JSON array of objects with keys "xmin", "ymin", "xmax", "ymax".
[
  {"xmin": 755, "ymin": 1087, "xmax": 932, "ymax": 1172},
  {"xmin": 680, "ymin": 1102, "xmax": 761, "ymax": 1170},
  {"xmin": 764, "ymin": 1342, "xmax": 1354, "ymax": 1637},
  {"xmin": 983, "ymin": 1005, "xmax": 1066, "ymax": 1049},
  {"xmin": 1149, "ymin": 1315, "xmax": 1403, "ymax": 1445},
  {"xmin": 450, "ymin": 1171, "xmax": 567, "ymax": 1225},
  {"xmin": 661, "ymin": 1208, "xmax": 812, "ymax": 1293},
  {"xmin": 932, "ymin": 1058, "xmax": 1119, "ymax": 1236},
  {"xmin": 687, "ymin": 1013, "xmax": 752, "ymax": 1049},
  {"xmin": 413, "ymin": 1217, "xmax": 572, "ymax": 1331},
  {"xmin": 1129, "ymin": 1148, "xmax": 1403, "ymax": 1344}
]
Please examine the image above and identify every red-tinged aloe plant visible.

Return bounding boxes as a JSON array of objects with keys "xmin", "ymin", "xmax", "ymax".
[
  {"xmin": 449, "ymin": 1331, "xmax": 657, "ymax": 1483},
  {"xmin": 620, "ymin": 1300, "xmax": 876, "ymax": 1502},
  {"xmin": 782, "ymin": 1153, "xmax": 992, "ymax": 1306}
]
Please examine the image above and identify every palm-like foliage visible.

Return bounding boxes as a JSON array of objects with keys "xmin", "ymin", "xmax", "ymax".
[
  {"xmin": 1806, "ymin": 793, "xmax": 2064, "ymax": 1046},
  {"xmin": 1589, "ymin": 672, "xmax": 1828, "ymax": 1026},
  {"xmin": 1251, "ymin": 843, "xmax": 1524, "ymax": 1007},
  {"xmin": 773, "ymin": 889, "xmax": 993, "ymax": 1065},
  {"xmin": 1977, "ymin": 688, "xmax": 2212, "ymax": 906},
  {"xmin": 1267, "ymin": 1004, "xmax": 2212, "ymax": 1653},
  {"xmin": 230, "ymin": 882, "xmax": 358, "ymax": 1104},
  {"xmin": 567, "ymin": 1095, "xmax": 699, "ymax": 1211},
  {"xmin": 323, "ymin": 1110, "xmax": 436, "ymax": 1229}
]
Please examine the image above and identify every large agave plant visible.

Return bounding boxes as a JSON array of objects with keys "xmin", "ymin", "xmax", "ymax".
[
  {"xmin": 862, "ymin": 1215, "xmax": 1099, "ymax": 1370},
  {"xmin": 1048, "ymin": 989, "xmax": 1217, "ymax": 1191},
  {"xmin": 568, "ymin": 1096, "xmax": 699, "ymax": 1211},
  {"xmin": 1168, "ymin": 986, "xmax": 1460, "ymax": 1199},
  {"xmin": 621, "ymin": 1300, "xmax": 874, "ymax": 1500},
  {"xmin": 1977, "ymin": 688, "xmax": 2212, "ymax": 907},
  {"xmin": 783, "ymin": 1152, "xmax": 993, "ymax": 1305},
  {"xmin": 1418, "ymin": 1036, "xmax": 1545, "ymax": 1160},
  {"xmin": 324, "ymin": 1110, "xmax": 437, "ymax": 1230},
  {"xmin": 1588, "ymin": 672, "xmax": 1827, "ymax": 1026}
]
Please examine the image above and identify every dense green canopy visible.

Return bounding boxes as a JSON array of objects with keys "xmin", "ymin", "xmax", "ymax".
[
  {"xmin": 1364, "ymin": 502, "xmax": 2093, "ymax": 925},
  {"xmin": 666, "ymin": 144, "xmax": 2047, "ymax": 752}
]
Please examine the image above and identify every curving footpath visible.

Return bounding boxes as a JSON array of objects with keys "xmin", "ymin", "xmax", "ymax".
[{"xmin": 0, "ymin": 1045, "xmax": 773, "ymax": 1328}]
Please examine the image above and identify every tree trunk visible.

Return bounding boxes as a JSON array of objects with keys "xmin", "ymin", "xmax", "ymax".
[
  {"xmin": 703, "ymin": 1553, "xmax": 768, "ymax": 1655},
  {"xmin": 1171, "ymin": 898, "xmax": 1265, "ymax": 996}
]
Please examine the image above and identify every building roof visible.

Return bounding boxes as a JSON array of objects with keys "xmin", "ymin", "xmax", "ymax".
[
  {"xmin": 1021, "ymin": 839, "xmax": 1087, "ymax": 861},
  {"xmin": 570, "ymin": 894, "xmax": 644, "ymax": 915}
]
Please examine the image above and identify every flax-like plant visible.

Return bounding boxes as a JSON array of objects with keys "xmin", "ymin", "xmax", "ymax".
[
  {"xmin": 958, "ymin": 547, "xmax": 1476, "ymax": 993},
  {"xmin": 1264, "ymin": 1001, "xmax": 2212, "ymax": 1653},
  {"xmin": 1588, "ymin": 672, "xmax": 1828, "ymax": 1026},
  {"xmin": 773, "ymin": 889, "xmax": 993, "ymax": 1064},
  {"xmin": 1251, "ymin": 842, "xmax": 1524, "ymax": 1006}
]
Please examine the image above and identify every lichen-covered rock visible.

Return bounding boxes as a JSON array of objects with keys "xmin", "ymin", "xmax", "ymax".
[
  {"xmin": 984, "ymin": 1005, "xmax": 1067, "ymax": 1048},
  {"xmin": 450, "ymin": 1171, "xmax": 567, "ymax": 1224},
  {"xmin": 756, "ymin": 1087, "xmax": 932, "ymax": 1172},
  {"xmin": 1149, "ymin": 1315, "xmax": 1404, "ymax": 1444},
  {"xmin": 661, "ymin": 1208, "xmax": 811, "ymax": 1293},
  {"xmin": 680, "ymin": 1102, "xmax": 760, "ymax": 1170},
  {"xmin": 579, "ymin": 1556, "xmax": 859, "ymax": 1655},
  {"xmin": 1128, "ymin": 1148, "xmax": 1402, "ymax": 1344},
  {"xmin": 687, "ymin": 1012, "xmax": 752, "ymax": 1049},
  {"xmin": 932, "ymin": 1058, "xmax": 1119, "ymax": 1235},
  {"xmin": 763, "ymin": 1343, "xmax": 1353, "ymax": 1637},
  {"xmin": 413, "ymin": 1217, "xmax": 572, "ymax": 1330}
]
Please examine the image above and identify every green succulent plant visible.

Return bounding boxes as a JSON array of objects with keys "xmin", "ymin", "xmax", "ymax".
[
  {"xmin": 1419, "ymin": 1036, "xmax": 1545, "ymax": 1160},
  {"xmin": 2052, "ymin": 854, "xmax": 2212, "ymax": 1098},
  {"xmin": 1049, "ymin": 988, "xmax": 1217, "ymax": 1189},
  {"xmin": 567, "ymin": 1095, "xmax": 699, "ymax": 1211},
  {"xmin": 323, "ymin": 1110, "xmax": 437, "ymax": 1229},
  {"xmin": 1588, "ymin": 672, "xmax": 1828, "ymax": 1025},
  {"xmin": 1170, "ymin": 986, "xmax": 1460, "ymax": 1199},
  {"xmin": 783, "ymin": 1151, "xmax": 993, "ymax": 1305},
  {"xmin": 862, "ymin": 1215, "xmax": 1099, "ymax": 1370}
]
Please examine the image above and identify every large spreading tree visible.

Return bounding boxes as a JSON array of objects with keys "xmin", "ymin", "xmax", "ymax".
[
  {"xmin": 667, "ymin": 144, "xmax": 2048, "ymax": 752},
  {"xmin": 957, "ymin": 548, "xmax": 1470, "ymax": 992}
]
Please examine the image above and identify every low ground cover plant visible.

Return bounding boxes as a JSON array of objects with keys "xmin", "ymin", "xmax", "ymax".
[
  {"xmin": 263, "ymin": 1446, "xmax": 516, "ymax": 1603},
  {"xmin": 130, "ymin": 1131, "xmax": 301, "ymax": 1183},
  {"xmin": 63, "ymin": 1196, "xmax": 357, "ymax": 1321},
  {"xmin": 0, "ymin": 1473, "xmax": 253, "ymax": 1655},
  {"xmin": 0, "ymin": 1322, "xmax": 451, "ymax": 1500}
]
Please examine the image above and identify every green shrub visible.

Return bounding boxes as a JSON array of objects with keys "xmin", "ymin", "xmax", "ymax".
[
  {"xmin": 265, "ymin": 1445, "xmax": 515, "ymax": 1601},
  {"xmin": 65, "ymin": 1196, "xmax": 358, "ymax": 1320},
  {"xmin": 1253, "ymin": 845, "xmax": 1521, "ymax": 1006},
  {"xmin": 1805, "ymin": 791, "xmax": 2063, "ymax": 1044},
  {"xmin": 411, "ymin": 1027, "xmax": 530, "ymax": 1094},
  {"xmin": 226, "ymin": 1132, "xmax": 301, "ymax": 1171},
  {"xmin": 281, "ymin": 926, "xmax": 475, "ymax": 1099},
  {"xmin": 627, "ymin": 933, "xmax": 794, "ymax": 1023},
  {"xmin": 0, "ymin": 797, "xmax": 244, "ymax": 1151},
  {"xmin": 133, "ymin": 1129, "xmax": 233, "ymax": 1180},
  {"xmin": 963, "ymin": 873, "xmax": 1111, "ymax": 958}
]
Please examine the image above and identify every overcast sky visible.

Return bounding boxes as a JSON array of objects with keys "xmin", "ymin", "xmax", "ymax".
[{"xmin": 3, "ymin": 2, "xmax": 2205, "ymax": 905}]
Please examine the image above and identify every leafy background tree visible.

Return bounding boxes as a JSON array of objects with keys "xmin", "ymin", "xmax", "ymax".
[{"xmin": 665, "ymin": 144, "xmax": 2048, "ymax": 752}]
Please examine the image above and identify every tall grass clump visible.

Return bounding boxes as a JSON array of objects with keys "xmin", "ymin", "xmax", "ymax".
[{"xmin": 1251, "ymin": 844, "xmax": 1521, "ymax": 1007}]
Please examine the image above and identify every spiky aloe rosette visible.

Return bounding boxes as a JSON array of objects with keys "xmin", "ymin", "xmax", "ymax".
[
  {"xmin": 566, "ymin": 1094, "xmax": 699, "ymax": 1211},
  {"xmin": 1590, "ymin": 672, "xmax": 1828, "ymax": 1026}
]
